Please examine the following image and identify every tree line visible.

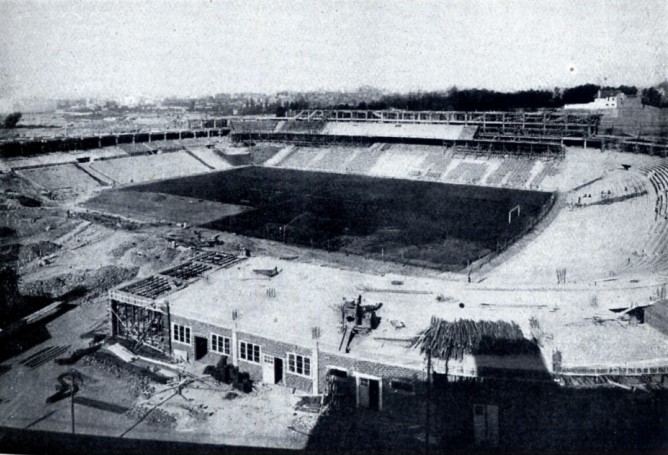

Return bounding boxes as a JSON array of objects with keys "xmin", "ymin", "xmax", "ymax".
[
  {"xmin": 168, "ymin": 82, "xmax": 668, "ymax": 116},
  {"xmin": 293, "ymin": 83, "xmax": 667, "ymax": 114},
  {"xmin": 328, "ymin": 84, "xmax": 644, "ymax": 112}
]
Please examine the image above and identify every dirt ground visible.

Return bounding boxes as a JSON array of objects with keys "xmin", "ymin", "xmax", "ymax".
[
  {"xmin": 0, "ymin": 167, "xmax": 320, "ymax": 448},
  {"xmin": 83, "ymin": 190, "xmax": 253, "ymax": 226},
  {"xmin": 0, "ymin": 296, "xmax": 313, "ymax": 449}
]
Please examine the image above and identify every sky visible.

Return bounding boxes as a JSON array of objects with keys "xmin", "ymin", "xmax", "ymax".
[{"xmin": 0, "ymin": 0, "xmax": 666, "ymax": 100}]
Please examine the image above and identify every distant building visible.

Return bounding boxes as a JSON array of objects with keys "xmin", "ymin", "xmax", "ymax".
[{"xmin": 564, "ymin": 89, "xmax": 627, "ymax": 110}]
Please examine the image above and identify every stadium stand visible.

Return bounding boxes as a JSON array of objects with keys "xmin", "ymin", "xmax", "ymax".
[
  {"xmin": 118, "ymin": 143, "xmax": 153, "ymax": 155},
  {"xmin": 301, "ymin": 148, "xmax": 330, "ymax": 168},
  {"xmin": 446, "ymin": 162, "xmax": 489, "ymax": 184},
  {"xmin": 277, "ymin": 120, "xmax": 327, "ymax": 134},
  {"xmin": 264, "ymin": 146, "xmax": 296, "ymax": 166},
  {"xmin": 369, "ymin": 145, "xmax": 430, "ymax": 178},
  {"xmin": 147, "ymin": 140, "xmax": 184, "ymax": 152},
  {"xmin": 307, "ymin": 147, "xmax": 357, "ymax": 172},
  {"xmin": 646, "ymin": 165, "xmax": 668, "ymax": 243},
  {"xmin": 273, "ymin": 120, "xmax": 285, "ymax": 132},
  {"xmin": 179, "ymin": 138, "xmax": 218, "ymax": 147},
  {"xmin": 88, "ymin": 151, "xmax": 210, "ymax": 184},
  {"xmin": 570, "ymin": 170, "xmax": 648, "ymax": 208},
  {"xmin": 18, "ymin": 164, "xmax": 101, "ymax": 190},
  {"xmin": 276, "ymin": 147, "xmax": 318, "ymax": 169},
  {"xmin": 184, "ymin": 146, "xmax": 233, "ymax": 170},
  {"xmin": 271, "ymin": 142, "xmax": 560, "ymax": 190},
  {"xmin": 485, "ymin": 159, "xmax": 514, "ymax": 185},
  {"xmin": 230, "ymin": 120, "xmax": 279, "ymax": 133},
  {"xmin": 529, "ymin": 159, "xmax": 561, "ymax": 189},
  {"xmin": 78, "ymin": 163, "xmax": 116, "ymax": 186},
  {"xmin": 321, "ymin": 122, "xmax": 469, "ymax": 140},
  {"xmin": 76, "ymin": 146, "xmax": 128, "ymax": 162},
  {"xmin": 459, "ymin": 125, "xmax": 480, "ymax": 140},
  {"xmin": 418, "ymin": 147, "xmax": 454, "ymax": 179},
  {"xmin": 367, "ymin": 144, "xmax": 429, "ymax": 177},
  {"xmin": 345, "ymin": 144, "xmax": 385, "ymax": 174},
  {"xmin": 505, "ymin": 158, "xmax": 536, "ymax": 188},
  {"xmin": 6, "ymin": 152, "xmax": 79, "ymax": 170},
  {"xmin": 588, "ymin": 167, "xmax": 667, "ymax": 273}
]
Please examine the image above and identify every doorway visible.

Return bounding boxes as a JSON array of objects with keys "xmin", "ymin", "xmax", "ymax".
[
  {"xmin": 369, "ymin": 379, "xmax": 380, "ymax": 410},
  {"xmin": 194, "ymin": 336, "xmax": 208, "ymax": 360},
  {"xmin": 328, "ymin": 367, "xmax": 348, "ymax": 379},
  {"xmin": 262, "ymin": 355, "xmax": 284, "ymax": 385},
  {"xmin": 357, "ymin": 375, "xmax": 381, "ymax": 411},
  {"xmin": 473, "ymin": 404, "xmax": 499, "ymax": 447},
  {"xmin": 274, "ymin": 357, "xmax": 284, "ymax": 384}
]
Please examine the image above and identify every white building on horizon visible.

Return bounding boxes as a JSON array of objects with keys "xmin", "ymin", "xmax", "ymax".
[{"xmin": 564, "ymin": 89, "xmax": 629, "ymax": 110}]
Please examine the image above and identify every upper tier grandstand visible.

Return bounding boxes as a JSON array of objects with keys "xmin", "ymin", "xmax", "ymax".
[{"xmin": 291, "ymin": 109, "xmax": 602, "ymax": 138}]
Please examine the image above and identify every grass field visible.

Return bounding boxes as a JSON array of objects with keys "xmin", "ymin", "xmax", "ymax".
[{"xmin": 109, "ymin": 167, "xmax": 552, "ymax": 270}]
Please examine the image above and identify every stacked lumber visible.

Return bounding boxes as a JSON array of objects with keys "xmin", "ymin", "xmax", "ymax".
[{"xmin": 412, "ymin": 317, "xmax": 527, "ymax": 361}]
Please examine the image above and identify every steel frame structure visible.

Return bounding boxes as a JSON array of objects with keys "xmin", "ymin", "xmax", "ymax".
[
  {"xmin": 232, "ymin": 131, "xmax": 565, "ymax": 156},
  {"xmin": 293, "ymin": 110, "xmax": 601, "ymax": 138}
]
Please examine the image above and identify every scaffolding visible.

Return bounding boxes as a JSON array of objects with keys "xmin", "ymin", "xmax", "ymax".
[
  {"xmin": 231, "ymin": 131, "xmax": 565, "ymax": 156},
  {"xmin": 108, "ymin": 251, "xmax": 246, "ymax": 354},
  {"xmin": 286, "ymin": 110, "xmax": 602, "ymax": 138}
]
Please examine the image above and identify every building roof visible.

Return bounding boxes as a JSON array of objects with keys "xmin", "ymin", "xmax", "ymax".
[
  {"xmin": 163, "ymin": 256, "xmax": 457, "ymax": 363},
  {"xmin": 164, "ymin": 255, "xmax": 541, "ymax": 369},
  {"xmin": 112, "ymin": 252, "xmax": 552, "ymax": 370},
  {"xmin": 598, "ymin": 89, "xmax": 623, "ymax": 99}
]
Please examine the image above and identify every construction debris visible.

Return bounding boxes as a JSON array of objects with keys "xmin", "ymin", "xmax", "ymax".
[
  {"xmin": 412, "ymin": 317, "xmax": 530, "ymax": 361},
  {"xmin": 21, "ymin": 345, "xmax": 71, "ymax": 369},
  {"xmin": 125, "ymin": 405, "xmax": 177, "ymax": 428},
  {"xmin": 203, "ymin": 357, "xmax": 253, "ymax": 393},
  {"xmin": 253, "ymin": 266, "xmax": 281, "ymax": 278},
  {"xmin": 295, "ymin": 395, "xmax": 323, "ymax": 414},
  {"xmin": 358, "ymin": 286, "xmax": 432, "ymax": 295},
  {"xmin": 390, "ymin": 320, "xmax": 406, "ymax": 329},
  {"xmin": 55, "ymin": 342, "xmax": 103, "ymax": 365}
]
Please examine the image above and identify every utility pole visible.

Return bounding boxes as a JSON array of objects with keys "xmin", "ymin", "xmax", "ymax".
[
  {"xmin": 70, "ymin": 370, "xmax": 76, "ymax": 435},
  {"xmin": 425, "ymin": 348, "xmax": 431, "ymax": 453}
]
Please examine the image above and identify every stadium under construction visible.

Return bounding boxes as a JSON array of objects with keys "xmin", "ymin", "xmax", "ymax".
[{"xmin": 1, "ymin": 108, "xmax": 668, "ymax": 449}]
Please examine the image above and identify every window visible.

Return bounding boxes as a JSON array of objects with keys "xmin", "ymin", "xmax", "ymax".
[
  {"xmin": 239, "ymin": 341, "xmax": 261, "ymax": 363},
  {"xmin": 287, "ymin": 353, "xmax": 311, "ymax": 377},
  {"xmin": 172, "ymin": 324, "xmax": 191, "ymax": 345},
  {"xmin": 390, "ymin": 380, "xmax": 415, "ymax": 394},
  {"xmin": 211, "ymin": 334, "xmax": 230, "ymax": 355}
]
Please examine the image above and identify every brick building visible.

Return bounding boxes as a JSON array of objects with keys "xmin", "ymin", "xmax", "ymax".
[{"xmin": 109, "ymin": 251, "xmax": 542, "ymax": 412}]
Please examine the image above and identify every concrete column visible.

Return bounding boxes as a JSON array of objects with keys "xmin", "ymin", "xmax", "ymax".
[
  {"xmin": 232, "ymin": 322, "xmax": 238, "ymax": 367},
  {"xmin": 312, "ymin": 341, "xmax": 319, "ymax": 394}
]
